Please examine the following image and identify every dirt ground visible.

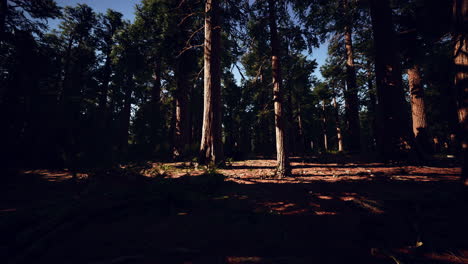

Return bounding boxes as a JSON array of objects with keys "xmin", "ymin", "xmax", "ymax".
[{"xmin": 1, "ymin": 157, "xmax": 467, "ymax": 264}]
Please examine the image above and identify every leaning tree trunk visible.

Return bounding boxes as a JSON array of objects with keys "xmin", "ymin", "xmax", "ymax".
[
  {"xmin": 369, "ymin": 0, "xmax": 410, "ymax": 160},
  {"xmin": 268, "ymin": 0, "xmax": 290, "ymax": 177},
  {"xmin": 342, "ymin": 0, "xmax": 361, "ymax": 153},
  {"xmin": 452, "ymin": 0, "xmax": 468, "ymax": 185},
  {"xmin": 199, "ymin": 0, "xmax": 224, "ymax": 166}
]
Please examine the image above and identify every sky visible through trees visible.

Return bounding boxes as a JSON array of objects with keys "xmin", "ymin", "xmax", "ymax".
[{"xmin": 48, "ymin": 0, "xmax": 330, "ymax": 82}]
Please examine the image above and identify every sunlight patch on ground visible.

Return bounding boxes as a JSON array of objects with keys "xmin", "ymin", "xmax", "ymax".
[{"xmin": 21, "ymin": 159, "xmax": 461, "ymax": 186}]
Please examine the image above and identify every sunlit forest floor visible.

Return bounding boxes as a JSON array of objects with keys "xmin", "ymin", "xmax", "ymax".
[{"xmin": 1, "ymin": 156, "xmax": 467, "ymax": 264}]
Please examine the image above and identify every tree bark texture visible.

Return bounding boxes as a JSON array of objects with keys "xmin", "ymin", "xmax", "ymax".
[
  {"xmin": 268, "ymin": 0, "xmax": 289, "ymax": 177},
  {"xmin": 342, "ymin": 0, "xmax": 361, "ymax": 153},
  {"xmin": 407, "ymin": 64, "xmax": 430, "ymax": 153},
  {"xmin": 199, "ymin": 0, "xmax": 224, "ymax": 165}
]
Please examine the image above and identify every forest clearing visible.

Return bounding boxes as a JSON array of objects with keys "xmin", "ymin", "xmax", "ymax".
[{"xmin": 1, "ymin": 0, "xmax": 468, "ymax": 263}]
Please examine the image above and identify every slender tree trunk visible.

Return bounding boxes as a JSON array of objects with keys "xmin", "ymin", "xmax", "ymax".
[
  {"xmin": 268, "ymin": 0, "xmax": 289, "ymax": 177},
  {"xmin": 121, "ymin": 74, "xmax": 133, "ymax": 154},
  {"xmin": 97, "ymin": 50, "xmax": 112, "ymax": 158},
  {"xmin": 333, "ymin": 95, "xmax": 343, "ymax": 152},
  {"xmin": 366, "ymin": 64, "xmax": 378, "ymax": 151},
  {"xmin": 60, "ymin": 37, "xmax": 74, "ymax": 102},
  {"xmin": 287, "ymin": 90, "xmax": 295, "ymax": 155},
  {"xmin": 199, "ymin": 0, "xmax": 224, "ymax": 165},
  {"xmin": 322, "ymin": 100, "xmax": 328, "ymax": 152},
  {"xmin": 151, "ymin": 58, "xmax": 162, "ymax": 150},
  {"xmin": 99, "ymin": 50, "xmax": 112, "ymax": 113},
  {"xmin": 342, "ymin": 0, "xmax": 361, "ymax": 153},
  {"xmin": 297, "ymin": 104, "xmax": 306, "ymax": 155},
  {"xmin": 173, "ymin": 56, "xmax": 190, "ymax": 159},
  {"xmin": 369, "ymin": 0, "xmax": 410, "ymax": 160},
  {"xmin": 452, "ymin": 0, "xmax": 468, "ymax": 184}
]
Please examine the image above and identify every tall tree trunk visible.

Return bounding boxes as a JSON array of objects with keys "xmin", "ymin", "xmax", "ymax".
[
  {"xmin": 121, "ymin": 74, "xmax": 133, "ymax": 154},
  {"xmin": 405, "ymin": 30, "xmax": 430, "ymax": 158},
  {"xmin": 369, "ymin": 0, "xmax": 410, "ymax": 160},
  {"xmin": 151, "ymin": 58, "xmax": 162, "ymax": 151},
  {"xmin": 287, "ymin": 89, "xmax": 295, "ymax": 155},
  {"xmin": 452, "ymin": 0, "xmax": 468, "ymax": 184},
  {"xmin": 173, "ymin": 55, "xmax": 190, "ymax": 159},
  {"xmin": 199, "ymin": 0, "xmax": 224, "ymax": 165},
  {"xmin": 407, "ymin": 64, "xmax": 430, "ymax": 154},
  {"xmin": 268, "ymin": 0, "xmax": 289, "ymax": 177},
  {"xmin": 296, "ymin": 104, "xmax": 306, "ymax": 155},
  {"xmin": 322, "ymin": 100, "xmax": 328, "ymax": 152},
  {"xmin": 99, "ymin": 51, "xmax": 112, "ymax": 114},
  {"xmin": 333, "ymin": 94, "xmax": 343, "ymax": 152},
  {"xmin": 366, "ymin": 64, "xmax": 378, "ymax": 151},
  {"xmin": 342, "ymin": 0, "xmax": 361, "ymax": 153},
  {"xmin": 97, "ymin": 50, "xmax": 112, "ymax": 159}
]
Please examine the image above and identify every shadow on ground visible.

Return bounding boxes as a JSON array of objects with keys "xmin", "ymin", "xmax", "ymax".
[{"xmin": 1, "ymin": 159, "xmax": 467, "ymax": 264}]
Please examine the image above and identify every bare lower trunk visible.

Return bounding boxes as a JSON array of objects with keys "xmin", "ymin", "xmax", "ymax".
[
  {"xmin": 342, "ymin": 0, "xmax": 361, "ymax": 153},
  {"xmin": 297, "ymin": 104, "xmax": 306, "ymax": 154},
  {"xmin": 287, "ymin": 90, "xmax": 295, "ymax": 155},
  {"xmin": 121, "ymin": 75, "xmax": 133, "ymax": 154},
  {"xmin": 322, "ymin": 100, "xmax": 328, "ymax": 151},
  {"xmin": 369, "ymin": 0, "xmax": 410, "ymax": 160},
  {"xmin": 453, "ymin": 0, "xmax": 468, "ymax": 184},
  {"xmin": 269, "ymin": 0, "xmax": 289, "ymax": 177},
  {"xmin": 97, "ymin": 50, "xmax": 112, "ymax": 157},
  {"xmin": 151, "ymin": 58, "xmax": 162, "ymax": 150},
  {"xmin": 333, "ymin": 96, "xmax": 343, "ymax": 152},
  {"xmin": 199, "ymin": 0, "xmax": 224, "ymax": 165},
  {"xmin": 407, "ymin": 64, "xmax": 430, "ymax": 155},
  {"xmin": 99, "ymin": 51, "xmax": 112, "ymax": 114},
  {"xmin": 367, "ymin": 65, "xmax": 378, "ymax": 151},
  {"xmin": 173, "ymin": 57, "xmax": 190, "ymax": 159}
]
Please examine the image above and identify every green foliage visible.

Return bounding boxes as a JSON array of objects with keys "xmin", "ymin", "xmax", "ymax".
[{"xmin": 0, "ymin": 0, "xmax": 460, "ymax": 170}]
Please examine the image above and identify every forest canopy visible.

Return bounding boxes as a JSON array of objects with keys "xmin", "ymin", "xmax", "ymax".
[{"xmin": 0, "ymin": 0, "xmax": 466, "ymax": 180}]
